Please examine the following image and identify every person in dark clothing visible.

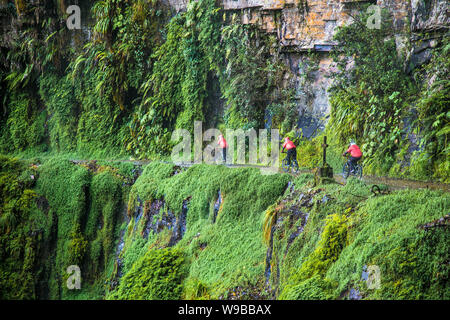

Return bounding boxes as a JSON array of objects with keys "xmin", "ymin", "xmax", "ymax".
[
  {"xmin": 282, "ymin": 137, "xmax": 297, "ymax": 166},
  {"xmin": 342, "ymin": 141, "xmax": 362, "ymax": 173},
  {"xmin": 218, "ymin": 135, "xmax": 228, "ymax": 163}
]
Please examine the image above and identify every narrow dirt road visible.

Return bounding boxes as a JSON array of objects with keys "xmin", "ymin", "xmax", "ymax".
[{"xmin": 69, "ymin": 159, "xmax": 449, "ymax": 193}]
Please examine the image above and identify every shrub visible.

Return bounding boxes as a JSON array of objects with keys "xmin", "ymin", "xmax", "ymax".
[{"xmin": 107, "ymin": 247, "xmax": 185, "ymax": 300}]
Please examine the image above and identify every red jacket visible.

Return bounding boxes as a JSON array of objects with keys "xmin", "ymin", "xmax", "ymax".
[
  {"xmin": 218, "ymin": 136, "xmax": 228, "ymax": 148},
  {"xmin": 282, "ymin": 139, "xmax": 296, "ymax": 150},
  {"xmin": 346, "ymin": 144, "xmax": 362, "ymax": 158}
]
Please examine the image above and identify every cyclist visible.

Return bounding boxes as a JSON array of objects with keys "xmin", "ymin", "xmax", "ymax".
[
  {"xmin": 218, "ymin": 134, "xmax": 228, "ymax": 163},
  {"xmin": 282, "ymin": 137, "xmax": 297, "ymax": 166},
  {"xmin": 342, "ymin": 141, "xmax": 362, "ymax": 174}
]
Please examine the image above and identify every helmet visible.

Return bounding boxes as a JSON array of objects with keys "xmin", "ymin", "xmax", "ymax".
[
  {"xmin": 284, "ymin": 137, "xmax": 290, "ymax": 141},
  {"xmin": 349, "ymin": 140, "xmax": 356, "ymax": 146}
]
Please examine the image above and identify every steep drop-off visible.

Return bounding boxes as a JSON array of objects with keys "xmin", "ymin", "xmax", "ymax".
[{"xmin": 1, "ymin": 156, "xmax": 448, "ymax": 299}]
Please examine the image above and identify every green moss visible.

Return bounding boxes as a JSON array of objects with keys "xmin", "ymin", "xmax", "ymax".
[
  {"xmin": 119, "ymin": 163, "xmax": 290, "ymax": 298},
  {"xmin": 38, "ymin": 71, "xmax": 78, "ymax": 152},
  {"xmin": 278, "ymin": 213, "xmax": 348, "ymax": 299},
  {"xmin": 279, "ymin": 275, "xmax": 335, "ymax": 300},
  {"xmin": 182, "ymin": 277, "xmax": 211, "ymax": 300},
  {"xmin": 67, "ymin": 224, "xmax": 88, "ymax": 266},
  {"xmin": 269, "ymin": 168, "xmax": 449, "ymax": 300},
  {"xmin": 0, "ymin": 152, "xmax": 448, "ymax": 300},
  {"xmin": 107, "ymin": 248, "xmax": 185, "ymax": 300},
  {"xmin": 33, "ymin": 158, "xmax": 125, "ymax": 299},
  {"xmin": 0, "ymin": 156, "xmax": 39, "ymax": 299},
  {"xmin": 88, "ymin": 170, "xmax": 123, "ymax": 269},
  {"xmin": 300, "ymin": 214, "xmax": 348, "ymax": 278},
  {"xmin": 326, "ymin": 189, "xmax": 449, "ymax": 299},
  {"xmin": 1, "ymin": 93, "xmax": 48, "ymax": 154}
]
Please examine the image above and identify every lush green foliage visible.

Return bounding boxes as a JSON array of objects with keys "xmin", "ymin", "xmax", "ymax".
[
  {"xmin": 219, "ymin": 16, "xmax": 297, "ymax": 131},
  {"xmin": 107, "ymin": 247, "xmax": 185, "ymax": 300},
  {"xmin": 323, "ymin": 7, "xmax": 449, "ymax": 182},
  {"xmin": 0, "ymin": 155, "xmax": 448, "ymax": 300},
  {"xmin": 328, "ymin": 7, "xmax": 413, "ymax": 175},
  {"xmin": 1, "ymin": 0, "xmax": 297, "ymax": 160},
  {"xmin": 409, "ymin": 35, "xmax": 450, "ymax": 182},
  {"xmin": 0, "ymin": 156, "xmax": 38, "ymax": 299},
  {"xmin": 270, "ymin": 175, "xmax": 449, "ymax": 300},
  {"xmin": 117, "ymin": 163, "xmax": 290, "ymax": 298},
  {"xmin": 0, "ymin": 0, "xmax": 448, "ymax": 302}
]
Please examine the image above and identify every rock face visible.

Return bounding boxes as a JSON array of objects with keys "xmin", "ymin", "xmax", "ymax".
[
  {"xmin": 411, "ymin": 0, "xmax": 449, "ymax": 32},
  {"xmin": 1, "ymin": 0, "xmax": 447, "ymax": 136},
  {"xmin": 169, "ymin": 0, "xmax": 448, "ymax": 135},
  {"xmin": 407, "ymin": 0, "xmax": 449, "ymax": 72}
]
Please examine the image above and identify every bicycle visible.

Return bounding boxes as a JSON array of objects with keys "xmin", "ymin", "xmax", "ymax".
[
  {"xmin": 342, "ymin": 155, "xmax": 363, "ymax": 179},
  {"xmin": 281, "ymin": 151, "xmax": 299, "ymax": 174}
]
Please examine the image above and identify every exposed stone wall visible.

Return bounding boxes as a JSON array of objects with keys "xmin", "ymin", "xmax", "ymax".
[
  {"xmin": 166, "ymin": 1, "xmax": 447, "ymax": 132},
  {"xmin": 2, "ymin": 0, "xmax": 448, "ymax": 136},
  {"xmin": 411, "ymin": 0, "xmax": 449, "ymax": 32},
  {"xmin": 170, "ymin": 1, "xmax": 415, "ymax": 51}
]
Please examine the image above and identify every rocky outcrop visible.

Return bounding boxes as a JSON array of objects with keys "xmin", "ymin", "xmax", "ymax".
[
  {"xmin": 166, "ymin": 0, "xmax": 448, "ymax": 135},
  {"xmin": 411, "ymin": 0, "xmax": 449, "ymax": 32},
  {"xmin": 407, "ymin": 0, "xmax": 449, "ymax": 72},
  {"xmin": 169, "ymin": 0, "xmax": 414, "ymax": 51}
]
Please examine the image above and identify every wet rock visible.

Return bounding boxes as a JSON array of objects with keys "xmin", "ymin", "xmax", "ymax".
[
  {"xmin": 284, "ymin": 211, "xmax": 309, "ymax": 258},
  {"xmin": 321, "ymin": 195, "xmax": 330, "ymax": 203},
  {"xmin": 285, "ymin": 181, "xmax": 295, "ymax": 194},
  {"xmin": 361, "ymin": 265, "xmax": 369, "ymax": 281},
  {"xmin": 35, "ymin": 195, "xmax": 49, "ymax": 214},
  {"xmin": 419, "ymin": 213, "xmax": 450, "ymax": 230},
  {"xmin": 408, "ymin": 47, "xmax": 433, "ymax": 71},
  {"xmin": 348, "ymin": 288, "xmax": 362, "ymax": 300},
  {"xmin": 141, "ymin": 199, "xmax": 165, "ymax": 239},
  {"xmin": 411, "ymin": 0, "xmax": 449, "ymax": 32},
  {"xmin": 168, "ymin": 200, "xmax": 188, "ymax": 247},
  {"xmin": 110, "ymin": 206, "xmax": 130, "ymax": 290},
  {"xmin": 220, "ymin": 281, "xmax": 270, "ymax": 300},
  {"xmin": 212, "ymin": 190, "xmax": 222, "ymax": 223}
]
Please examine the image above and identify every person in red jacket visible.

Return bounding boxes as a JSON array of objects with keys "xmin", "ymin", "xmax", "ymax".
[
  {"xmin": 218, "ymin": 134, "xmax": 228, "ymax": 163},
  {"xmin": 282, "ymin": 137, "xmax": 297, "ymax": 166},
  {"xmin": 343, "ymin": 141, "xmax": 362, "ymax": 173}
]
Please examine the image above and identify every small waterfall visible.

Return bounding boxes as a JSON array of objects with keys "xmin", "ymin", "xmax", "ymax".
[
  {"xmin": 133, "ymin": 196, "xmax": 144, "ymax": 233},
  {"xmin": 284, "ymin": 211, "xmax": 309, "ymax": 258},
  {"xmin": 168, "ymin": 200, "xmax": 188, "ymax": 247},
  {"xmin": 110, "ymin": 205, "xmax": 130, "ymax": 290},
  {"xmin": 212, "ymin": 190, "xmax": 222, "ymax": 223},
  {"xmin": 138, "ymin": 198, "xmax": 188, "ymax": 247},
  {"xmin": 264, "ymin": 224, "xmax": 276, "ymax": 286},
  {"xmin": 264, "ymin": 203, "xmax": 310, "ymax": 297},
  {"xmin": 142, "ymin": 199, "xmax": 165, "ymax": 239}
]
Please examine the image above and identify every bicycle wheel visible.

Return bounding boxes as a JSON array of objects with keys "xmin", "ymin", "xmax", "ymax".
[
  {"xmin": 281, "ymin": 158, "xmax": 290, "ymax": 173},
  {"xmin": 355, "ymin": 164, "xmax": 363, "ymax": 179},
  {"xmin": 342, "ymin": 163, "xmax": 351, "ymax": 179}
]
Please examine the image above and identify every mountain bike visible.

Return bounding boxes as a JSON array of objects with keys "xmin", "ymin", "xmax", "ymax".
[
  {"xmin": 342, "ymin": 155, "xmax": 363, "ymax": 179},
  {"xmin": 281, "ymin": 151, "xmax": 299, "ymax": 174}
]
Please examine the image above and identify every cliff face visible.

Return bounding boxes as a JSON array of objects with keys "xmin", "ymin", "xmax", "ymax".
[
  {"xmin": 1, "ymin": 1, "xmax": 446, "ymax": 135},
  {"xmin": 166, "ymin": 0, "xmax": 447, "ymax": 136},
  {"xmin": 169, "ymin": 0, "xmax": 447, "ymax": 47}
]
